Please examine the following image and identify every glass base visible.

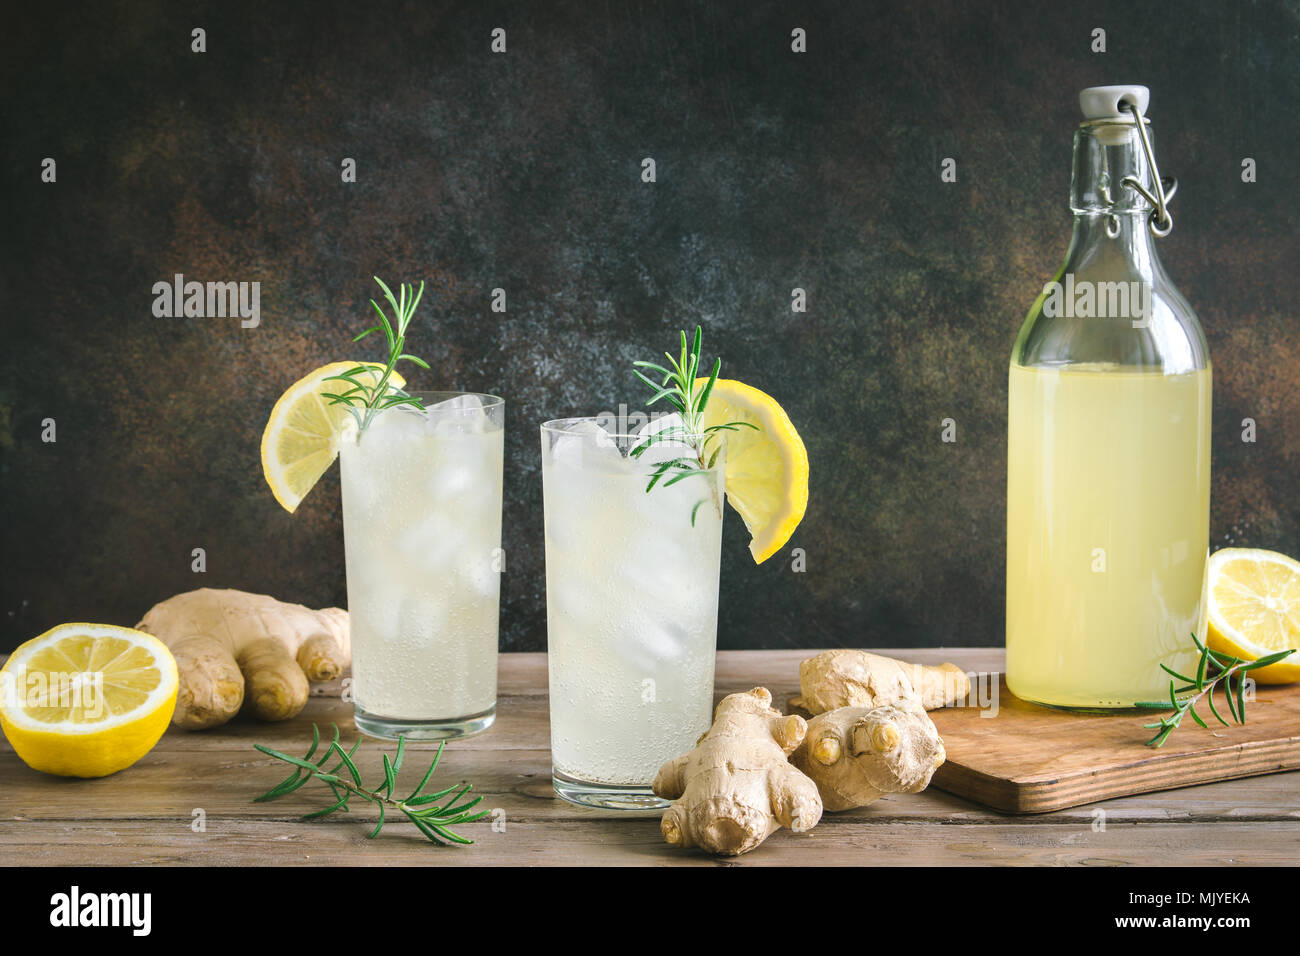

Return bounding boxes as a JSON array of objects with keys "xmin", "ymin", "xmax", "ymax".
[
  {"xmin": 551, "ymin": 771, "xmax": 669, "ymax": 811},
  {"xmin": 354, "ymin": 704, "xmax": 495, "ymax": 741}
]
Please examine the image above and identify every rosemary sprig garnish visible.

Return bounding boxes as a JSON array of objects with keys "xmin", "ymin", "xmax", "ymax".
[
  {"xmin": 253, "ymin": 723, "xmax": 489, "ymax": 845},
  {"xmin": 321, "ymin": 276, "xmax": 431, "ymax": 434},
  {"xmin": 1136, "ymin": 633, "xmax": 1295, "ymax": 748},
  {"xmin": 631, "ymin": 326, "xmax": 757, "ymax": 521}
]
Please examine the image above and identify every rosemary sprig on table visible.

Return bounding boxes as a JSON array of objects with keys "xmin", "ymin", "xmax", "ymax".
[
  {"xmin": 631, "ymin": 326, "xmax": 757, "ymax": 521},
  {"xmin": 253, "ymin": 723, "xmax": 488, "ymax": 845},
  {"xmin": 321, "ymin": 276, "xmax": 431, "ymax": 434},
  {"xmin": 1136, "ymin": 633, "xmax": 1295, "ymax": 748}
]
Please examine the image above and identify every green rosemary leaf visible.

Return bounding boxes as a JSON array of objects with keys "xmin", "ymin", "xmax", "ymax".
[
  {"xmin": 1207, "ymin": 648, "xmax": 1240, "ymax": 670},
  {"xmin": 1222, "ymin": 676, "xmax": 1240, "ymax": 723},
  {"xmin": 632, "ymin": 360, "xmax": 674, "ymax": 378},
  {"xmin": 397, "ymin": 353, "xmax": 430, "ymax": 368},
  {"xmin": 662, "ymin": 468, "xmax": 707, "ymax": 488},
  {"xmin": 321, "ymin": 373, "xmax": 365, "ymax": 387},
  {"xmin": 690, "ymin": 499, "xmax": 705, "ymax": 526},
  {"xmin": 301, "ymin": 793, "xmax": 351, "ymax": 820},
  {"xmin": 403, "ymin": 754, "xmax": 441, "ymax": 802},
  {"xmin": 253, "ymin": 744, "xmax": 318, "ymax": 770},
  {"xmin": 632, "ymin": 368, "xmax": 669, "ymax": 394},
  {"xmin": 332, "ymin": 741, "xmax": 364, "ymax": 785},
  {"xmin": 696, "ymin": 357, "xmax": 720, "ymax": 415},
  {"xmin": 427, "ymin": 823, "xmax": 475, "ymax": 846},
  {"xmin": 304, "ymin": 723, "xmax": 321, "ymax": 758},
  {"xmin": 1241, "ymin": 649, "xmax": 1296, "ymax": 669},
  {"xmin": 253, "ymin": 772, "xmax": 304, "ymax": 802},
  {"xmin": 367, "ymin": 803, "xmax": 386, "ymax": 838},
  {"xmin": 381, "ymin": 754, "xmax": 397, "ymax": 797},
  {"xmin": 1203, "ymin": 684, "xmax": 1226, "ymax": 725},
  {"xmin": 372, "ymin": 275, "xmax": 397, "ymax": 309},
  {"xmin": 405, "ymin": 787, "xmax": 459, "ymax": 806},
  {"xmin": 642, "ymin": 385, "xmax": 680, "ymax": 407},
  {"xmin": 405, "ymin": 281, "xmax": 426, "ymax": 318},
  {"xmin": 442, "ymin": 790, "xmax": 484, "ymax": 816},
  {"xmin": 644, "ymin": 459, "xmax": 695, "ymax": 492},
  {"xmin": 1160, "ymin": 663, "xmax": 1195, "ymax": 683},
  {"xmin": 369, "ymin": 297, "xmax": 398, "ymax": 348},
  {"xmin": 628, "ymin": 428, "xmax": 693, "ymax": 458},
  {"xmin": 405, "ymin": 812, "xmax": 451, "ymax": 846}
]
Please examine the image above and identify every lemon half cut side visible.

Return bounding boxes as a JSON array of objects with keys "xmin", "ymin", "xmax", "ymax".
[
  {"xmin": 1205, "ymin": 547, "xmax": 1300, "ymax": 684},
  {"xmin": 0, "ymin": 623, "xmax": 179, "ymax": 777}
]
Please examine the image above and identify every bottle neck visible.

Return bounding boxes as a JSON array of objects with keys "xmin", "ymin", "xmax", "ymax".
[
  {"xmin": 1067, "ymin": 120, "xmax": 1164, "ymax": 277},
  {"xmin": 1065, "ymin": 212, "xmax": 1160, "ymax": 278}
]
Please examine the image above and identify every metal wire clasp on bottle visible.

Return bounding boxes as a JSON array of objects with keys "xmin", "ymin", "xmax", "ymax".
[{"xmin": 1118, "ymin": 97, "xmax": 1178, "ymax": 237}]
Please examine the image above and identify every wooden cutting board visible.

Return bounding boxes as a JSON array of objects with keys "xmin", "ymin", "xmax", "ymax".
[{"xmin": 928, "ymin": 677, "xmax": 1300, "ymax": 813}]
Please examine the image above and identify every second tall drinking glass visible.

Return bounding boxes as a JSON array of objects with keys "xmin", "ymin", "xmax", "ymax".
[
  {"xmin": 341, "ymin": 392, "xmax": 504, "ymax": 739},
  {"xmin": 541, "ymin": 418, "xmax": 725, "ymax": 809}
]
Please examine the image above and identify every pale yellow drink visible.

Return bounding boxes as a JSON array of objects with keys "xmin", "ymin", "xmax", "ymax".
[{"xmin": 1006, "ymin": 363, "xmax": 1211, "ymax": 707}]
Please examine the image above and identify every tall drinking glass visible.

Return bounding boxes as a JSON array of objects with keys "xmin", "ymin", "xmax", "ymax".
[
  {"xmin": 541, "ymin": 418, "xmax": 724, "ymax": 809},
  {"xmin": 340, "ymin": 392, "xmax": 504, "ymax": 739}
]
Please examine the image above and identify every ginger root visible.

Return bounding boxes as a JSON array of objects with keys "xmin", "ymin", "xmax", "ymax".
[
  {"xmin": 791, "ymin": 704, "xmax": 946, "ymax": 811},
  {"xmin": 795, "ymin": 649, "xmax": 970, "ymax": 715},
  {"xmin": 652, "ymin": 687, "xmax": 823, "ymax": 856},
  {"xmin": 137, "ymin": 588, "xmax": 350, "ymax": 730},
  {"xmin": 789, "ymin": 650, "xmax": 961, "ymax": 811}
]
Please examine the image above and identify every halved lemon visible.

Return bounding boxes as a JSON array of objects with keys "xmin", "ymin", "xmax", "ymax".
[
  {"xmin": 0, "ymin": 624, "xmax": 179, "ymax": 777},
  {"xmin": 1205, "ymin": 547, "xmax": 1300, "ymax": 684},
  {"xmin": 696, "ymin": 378, "xmax": 809, "ymax": 564},
  {"xmin": 261, "ymin": 362, "xmax": 405, "ymax": 512}
]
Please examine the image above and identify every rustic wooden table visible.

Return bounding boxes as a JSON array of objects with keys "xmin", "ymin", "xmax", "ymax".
[{"xmin": 3, "ymin": 649, "xmax": 1297, "ymax": 865}]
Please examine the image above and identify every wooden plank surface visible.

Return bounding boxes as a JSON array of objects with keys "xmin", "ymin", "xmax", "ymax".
[{"xmin": 2, "ymin": 650, "xmax": 1297, "ymax": 866}]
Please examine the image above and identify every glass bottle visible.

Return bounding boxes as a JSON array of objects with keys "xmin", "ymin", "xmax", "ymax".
[{"xmin": 1006, "ymin": 86, "xmax": 1212, "ymax": 709}]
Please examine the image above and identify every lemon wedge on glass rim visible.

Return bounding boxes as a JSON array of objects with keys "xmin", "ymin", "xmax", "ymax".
[
  {"xmin": 0, "ymin": 623, "xmax": 179, "ymax": 777},
  {"xmin": 1204, "ymin": 547, "xmax": 1300, "ymax": 684},
  {"xmin": 695, "ymin": 378, "xmax": 809, "ymax": 564},
  {"xmin": 261, "ymin": 362, "xmax": 405, "ymax": 512}
]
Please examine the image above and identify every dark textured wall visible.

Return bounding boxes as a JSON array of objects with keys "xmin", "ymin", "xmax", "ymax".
[{"xmin": 3, "ymin": 0, "xmax": 1297, "ymax": 653}]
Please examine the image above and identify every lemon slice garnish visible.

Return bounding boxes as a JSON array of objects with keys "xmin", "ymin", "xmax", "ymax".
[
  {"xmin": 260, "ymin": 362, "xmax": 405, "ymax": 512},
  {"xmin": 696, "ymin": 378, "xmax": 809, "ymax": 564}
]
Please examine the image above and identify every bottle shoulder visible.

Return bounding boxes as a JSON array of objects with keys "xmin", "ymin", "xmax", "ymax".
[{"xmin": 1012, "ymin": 264, "xmax": 1210, "ymax": 373}]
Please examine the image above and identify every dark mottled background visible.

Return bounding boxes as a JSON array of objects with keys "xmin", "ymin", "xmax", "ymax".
[{"xmin": 2, "ymin": 0, "xmax": 1297, "ymax": 653}]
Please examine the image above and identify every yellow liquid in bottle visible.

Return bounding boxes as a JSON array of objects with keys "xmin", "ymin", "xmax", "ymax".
[{"xmin": 1006, "ymin": 363, "xmax": 1211, "ymax": 707}]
